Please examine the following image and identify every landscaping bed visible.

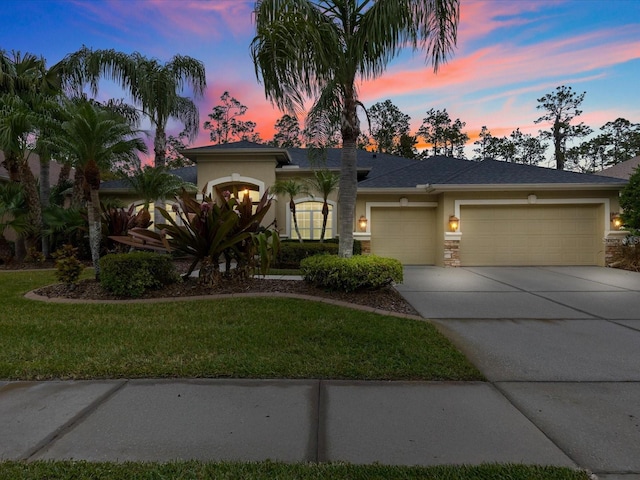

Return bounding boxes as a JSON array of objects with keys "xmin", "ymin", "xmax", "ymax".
[{"xmin": 33, "ymin": 276, "xmax": 418, "ymax": 316}]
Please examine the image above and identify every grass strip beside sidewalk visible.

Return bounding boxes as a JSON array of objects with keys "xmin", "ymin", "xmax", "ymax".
[{"xmin": 0, "ymin": 461, "xmax": 591, "ymax": 479}]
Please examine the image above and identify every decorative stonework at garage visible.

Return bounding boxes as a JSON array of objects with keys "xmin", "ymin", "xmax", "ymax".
[
  {"xmin": 604, "ymin": 232, "xmax": 631, "ymax": 266},
  {"xmin": 444, "ymin": 237, "xmax": 461, "ymax": 267}
]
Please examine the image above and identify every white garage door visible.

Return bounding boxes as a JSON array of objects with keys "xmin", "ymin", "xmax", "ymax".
[
  {"xmin": 370, "ymin": 208, "xmax": 436, "ymax": 264},
  {"xmin": 460, "ymin": 204, "xmax": 603, "ymax": 266}
]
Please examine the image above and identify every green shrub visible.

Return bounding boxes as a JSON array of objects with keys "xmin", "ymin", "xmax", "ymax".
[
  {"xmin": 321, "ymin": 238, "xmax": 362, "ymax": 255},
  {"xmin": 300, "ymin": 254, "xmax": 403, "ymax": 292},
  {"xmin": 99, "ymin": 252, "xmax": 180, "ymax": 297},
  {"xmin": 52, "ymin": 244, "xmax": 84, "ymax": 287},
  {"xmin": 275, "ymin": 242, "xmax": 339, "ymax": 268},
  {"xmin": 275, "ymin": 239, "xmax": 361, "ymax": 268}
]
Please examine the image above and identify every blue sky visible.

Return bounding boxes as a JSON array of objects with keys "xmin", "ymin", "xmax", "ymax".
[{"xmin": 2, "ymin": 0, "xmax": 639, "ymax": 164}]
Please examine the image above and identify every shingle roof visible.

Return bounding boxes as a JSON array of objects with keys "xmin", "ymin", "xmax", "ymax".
[
  {"xmin": 594, "ymin": 156, "xmax": 640, "ymax": 180},
  {"xmin": 101, "ymin": 143, "xmax": 627, "ymax": 192},
  {"xmin": 359, "ymin": 156, "xmax": 627, "ymax": 188},
  {"xmin": 451, "ymin": 159, "xmax": 626, "ymax": 185}
]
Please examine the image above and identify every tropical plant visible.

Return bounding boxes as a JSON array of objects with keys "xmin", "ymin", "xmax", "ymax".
[
  {"xmin": 0, "ymin": 181, "xmax": 29, "ymax": 263},
  {"xmin": 118, "ymin": 164, "xmax": 197, "ymax": 221},
  {"xmin": 122, "ymin": 189, "xmax": 276, "ymax": 286},
  {"xmin": 63, "ymin": 47, "xmax": 206, "ymax": 225},
  {"xmin": 270, "ymin": 178, "xmax": 308, "ymax": 243},
  {"xmin": 251, "ymin": 0, "xmax": 459, "ymax": 257},
  {"xmin": 0, "ymin": 50, "xmax": 81, "ymax": 259},
  {"xmin": 305, "ymin": 169, "xmax": 339, "ymax": 242},
  {"xmin": 49, "ymin": 99, "xmax": 147, "ymax": 279},
  {"xmin": 42, "ymin": 204, "xmax": 88, "ymax": 257},
  {"xmin": 101, "ymin": 202, "xmax": 152, "ymax": 252}
]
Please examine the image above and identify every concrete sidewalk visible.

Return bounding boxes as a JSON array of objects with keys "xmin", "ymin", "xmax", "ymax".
[{"xmin": 0, "ymin": 378, "xmax": 574, "ymax": 466}]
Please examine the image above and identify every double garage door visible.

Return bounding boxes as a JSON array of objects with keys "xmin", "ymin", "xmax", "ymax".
[
  {"xmin": 459, "ymin": 204, "xmax": 603, "ymax": 266},
  {"xmin": 370, "ymin": 204, "xmax": 603, "ymax": 266}
]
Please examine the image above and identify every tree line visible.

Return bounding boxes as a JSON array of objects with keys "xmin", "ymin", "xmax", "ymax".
[{"xmin": 208, "ymin": 86, "xmax": 640, "ymax": 173}]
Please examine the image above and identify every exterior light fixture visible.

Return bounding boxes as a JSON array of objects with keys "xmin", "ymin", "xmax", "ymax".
[
  {"xmin": 449, "ymin": 215, "xmax": 460, "ymax": 232},
  {"xmin": 611, "ymin": 213, "xmax": 623, "ymax": 229},
  {"xmin": 358, "ymin": 215, "xmax": 368, "ymax": 231}
]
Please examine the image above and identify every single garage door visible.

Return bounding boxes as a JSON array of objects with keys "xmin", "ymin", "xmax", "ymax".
[
  {"xmin": 371, "ymin": 207, "xmax": 436, "ymax": 264},
  {"xmin": 460, "ymin": 204, "xmax": 603, "ymax": 266}
]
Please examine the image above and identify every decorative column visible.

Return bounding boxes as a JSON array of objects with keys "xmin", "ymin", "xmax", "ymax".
[
  {"xmin": 444, "ymin": 232, "xmax": 462, "ymax": 267},
  {"xmin": 604, "ymin": 231, "xmax": 629, "ymax": 266}
]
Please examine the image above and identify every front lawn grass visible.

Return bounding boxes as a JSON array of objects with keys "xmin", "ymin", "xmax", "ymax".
[
  {"xmin": 0, "ymin": 461, "xmax": 591, "ymax": 480},
  {"xmin": 0, "ymin": 271, "xmax": 482, "ymax": 381}
]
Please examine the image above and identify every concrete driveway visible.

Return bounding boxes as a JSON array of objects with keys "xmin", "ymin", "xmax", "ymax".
[{"xmin": 397, "ymin": 266, "xmax": 640, "ymax": 479}]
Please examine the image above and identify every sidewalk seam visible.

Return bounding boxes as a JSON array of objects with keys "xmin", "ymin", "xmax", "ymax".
[
  {"xmin": 24, "ymin": 380, "xmax": 128, "ymax": 461},
  {"xmin": 489, "ymin": 381, "xmax": 580, "ymax": 469}
]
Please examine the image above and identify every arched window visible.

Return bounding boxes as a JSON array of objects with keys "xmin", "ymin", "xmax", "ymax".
[{"xmin": 291, "ymin": 200, "xmax": 334, "ymax": 240}]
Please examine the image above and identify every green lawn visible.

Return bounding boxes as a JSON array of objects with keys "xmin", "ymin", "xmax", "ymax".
[
  {"xmin": 0, "ymin": 270, "xmax": 482, "ymax": 381},
  {"xmin": 0, "ymin": 272, "xmax": 589, "ymax": 479},
  {"xmin": 0, "ymin": 461, "xmax": 591, "ymax": 480}
]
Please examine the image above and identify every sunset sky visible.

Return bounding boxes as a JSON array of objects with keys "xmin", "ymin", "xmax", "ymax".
[{"xmin": 2, "ymin": 0, "xmax": 639, "ymax": 165}]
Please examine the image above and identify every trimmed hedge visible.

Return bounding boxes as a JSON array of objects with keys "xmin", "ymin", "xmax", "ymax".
[
  {"xmin": 99, "ymin": 252, "xmax": 180, "ymax": 298},
  {"xmin": 300, "ymin": 254, "xmax": 403, "ymax": 292},
  {"xmin": 275, "ymin": 239, "xmax": 362, "ymax": 268}
]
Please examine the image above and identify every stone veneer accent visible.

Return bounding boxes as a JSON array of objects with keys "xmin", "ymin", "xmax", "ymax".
[
  {"xmin": 443, "ymin": 239, "xmax": 461, "ymax": 267},
  {"xmin": 604, "ymin": 234, "xmax": 626, "ymax": 266},
  {"xmin": 360, "ymin": 240, "xmax": 371, "ymax": 255}
]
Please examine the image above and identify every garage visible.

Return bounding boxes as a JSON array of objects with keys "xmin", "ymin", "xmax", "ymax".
[
  {"xmin": 459, "ymin": 204, "xmax": 604, "ymax": 266},
  {"xmin": 370, "ymin": 207, "xmax": 436, "ymax": 264}
]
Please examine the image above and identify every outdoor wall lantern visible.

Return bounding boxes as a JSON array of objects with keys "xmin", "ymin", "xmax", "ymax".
[
  {"xmin": 358, "ymin": 215, "xmax": 368, "ymax": 231},
  {"xmin": 611, "ymin": 213, "xmax": 623, "ymax": 229},
  {"xmin": 449, "ymin": 215, "xmax": 460, "ymax": 232}
]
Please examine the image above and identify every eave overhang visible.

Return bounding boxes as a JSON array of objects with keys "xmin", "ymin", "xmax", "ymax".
[
  {"xmin": 180, "ymin": 147, "xmax": 292, "ymax": 166},
  {"xmin": 423, "ymin": 182, "xmax": 626, "ymax": 193}
]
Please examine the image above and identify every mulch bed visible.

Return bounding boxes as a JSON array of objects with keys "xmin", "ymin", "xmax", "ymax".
[
  {"xmin": 32, "ymin": 276, "xmax": 419, "ymax": 316},
  {"xmin": 10, "ymin": 257, "xmax": 418, "ymax": 315}
]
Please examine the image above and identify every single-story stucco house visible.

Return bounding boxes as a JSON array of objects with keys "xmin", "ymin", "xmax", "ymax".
[{"xmin": 101, "ymin": 141, "xmax": 629, "ymax": 267}]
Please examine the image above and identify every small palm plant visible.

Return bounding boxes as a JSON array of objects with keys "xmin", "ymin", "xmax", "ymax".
[
  {"xmin": 118, "ymin": 164, "xmax": 197, "ymax": 225},
  {"xmin": 0, "ymin": 182, "xmax": 30, "ymax": 263},
  {"xmin": 306, "ymin": 169, "xmax": 339, "ymax": 242},
  {"xmin": 271, "ymin": 178, "xmax": 307, "ymax": 243}
]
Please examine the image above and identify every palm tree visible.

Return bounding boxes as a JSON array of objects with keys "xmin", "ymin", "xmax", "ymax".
[
  {"xmin": 51, "ymin": 99, "xmax": 147, "ymax": 279},
  {"xmin": 270, "ymin": 179, "xmax": 308, "ymax": 243},
  {"xmin": 306, "ymin": 169, "xmax": 339, "ymax": 242},
  {"xmin": 0, "ymin": 182, "xmax": 29, "ymax": 263},
  {"xmin": 251, "ymin": 0, "xmax": 459, "ymax": 257},
  {"xmin": 119, "ymin": 164, "xmax": 197, "ymax": 216},
  {"xmin": 65, "ymin": 48, "xmax": 206, "ymax": 226},
  {"xmin": 0, "ymin": 50, "xmax": 80, "ymax": 259}
]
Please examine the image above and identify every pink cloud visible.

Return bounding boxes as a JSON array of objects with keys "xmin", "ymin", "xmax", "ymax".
[
  {"xmin": 359, "ymin": 24, "xmax": 640, "ymax": 105},
  {"xmin": 458, "ymin": 0, "xmax": 552, "ymax": 43}
]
